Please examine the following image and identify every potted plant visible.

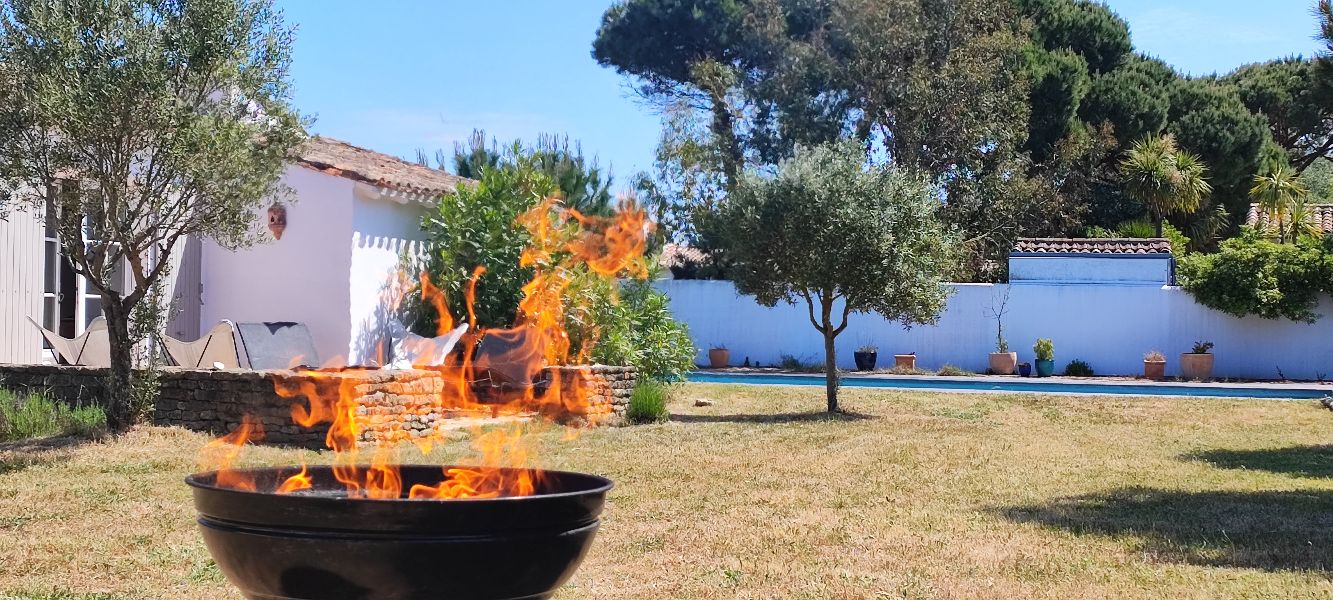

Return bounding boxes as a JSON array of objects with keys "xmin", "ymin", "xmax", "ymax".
[
  {"xmin": 1033, "ymin": 338, "xmax": 1055, "ymax": 377},
  {"xmin": 1017, "ymin": 362, "xmax": 1032, "ymax": 377},
  {"xmin": 985, "ymin": 289, "xmax": 1017, "ymax": 375},
  {"xmin": 1143, "ymin": 350, "xmax": 1166, "ymax": 380},
  {"xmin": 894, "ymin": 352, "xmax": 916, "ymax": 370},
  {"xmin": 989, "ymin": 339, "xmax": 1017, "ymax": 375},
  {"xmin": 708, "ymin": 344, "xmax": 730, "ymax": 369},
  {"xmin": 854, "ymin": 344, "xmax": 878, "ymax": 371},
  {"xmin": 1180, "ymin": 341, "xmax": 1214, "ymax": 380}
]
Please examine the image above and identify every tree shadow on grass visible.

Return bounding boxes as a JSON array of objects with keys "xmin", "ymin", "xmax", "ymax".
[
  {"xmin": 0, "ymin": 435, "xmax": 92, "ymax": 475},
  {"xmin": 1187, "ymin": 445, "xmax": 1333, "ymax": 479},
  {"xmin": 998, "ymin": 487, "xmax": 1333, "ymax": 572},
  {"xmin": 671, "ymin": 410, "xmax": 877, "ymax": 424}
]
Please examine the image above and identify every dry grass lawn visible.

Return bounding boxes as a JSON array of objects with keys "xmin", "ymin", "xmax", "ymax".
[{"xmin": 2, "ymin": 384, "xmax": 1332, "ymax": 599}]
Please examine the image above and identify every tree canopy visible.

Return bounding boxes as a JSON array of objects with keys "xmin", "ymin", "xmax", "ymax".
[
  {"xmin": 600, "ymin": 0, "xmax": 1333, "ymax": 278},
  {"xmin": 0, "ymin": 0, "xmax": 306, "ymax": 425},
  {"xmin": 705, "ymin": 141, "xmax": 958, "ymax": 411},
  {"xmin": 1226, "ymin": 58, "xmax": 1333, "ymax": 172},
  {"xmin": 1120, "ymin": 134, "xmax": 1211, "ymax": 238}
]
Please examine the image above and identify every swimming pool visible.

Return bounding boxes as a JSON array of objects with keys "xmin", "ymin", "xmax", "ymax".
[{"xmin": 687, "ymin": 372, "xmax": 1333, "ymax": 400}]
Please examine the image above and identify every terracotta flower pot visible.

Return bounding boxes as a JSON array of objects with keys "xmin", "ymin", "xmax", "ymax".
[
  {"xmin": 708, "ymin": 348, "xmax": 730, "ymax": 369},
  {"xmin": 894, "ymin": 354, "xmax": 916, "ymax": 370},
  {"xmin": 1144, "ymin": 360, "xmax": 1166, "ymax": 380},
  {"xmin": 1179, "ymin": 353, "xmax": 1214, "ymax": 380},
  {"xmin": 988, "ymin": 352, "xmax": 1018, "ymax": 375}
]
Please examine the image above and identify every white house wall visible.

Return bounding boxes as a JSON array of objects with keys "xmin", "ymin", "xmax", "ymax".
[
  {"xmin": 346, "ymin": 187, "xmax": 431, "ymax": 365},
  {"xmin": 659, "ymin": 280, "xmax": 1333, "ymax": 380},
  {"xmin": 0, "ymin": 205, "xmax": 45, "ymax": 364},
  {"xmin": 201, "ymin": 166, "xmax": 354, "ymax": 366}
]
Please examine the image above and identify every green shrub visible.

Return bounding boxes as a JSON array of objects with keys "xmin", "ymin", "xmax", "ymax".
[
  {"xmin": 1178, "ymin": 229, "xmax": 1331, "ymax": 323},
  {"xmin": 778, "ymin": 354, "xmax": 821, "ymax": 372},
  {"xmin": 589, "ymin": 278, "xmax": 697, "ymax": 382},
  {"xmin": 411, "ymin": 152, "xmax": 552, "ymax": 332},
  {"xmin": 1063, "ymin": 359, "xmax": 1094, "ymax": 377},
  {"xmin": 626, "ymin": 380, "xmax": 669, "ymax": 424},
  {"xmin": 0, "ymin": 389, "xmax": 107, "ymax": 442},
  {"xmin": 889, "ymin": 366, "xmax": 928, "ymax": 375},
  {"xmin": 411, "ymin": 144, "xmax": 695, "ymax": 381},
  {"xmin": 937, "ymin": 364, "xmax": 976, "ymax": 377},
  {"xmin": 1093, "ymin": 220, "xmax": 1192, "ymax": 256}
]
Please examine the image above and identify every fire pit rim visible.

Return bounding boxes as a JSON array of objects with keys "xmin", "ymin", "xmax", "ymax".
[{"xmin": 184, "ymin": 464, "xmax": 614, "ymax": 502}]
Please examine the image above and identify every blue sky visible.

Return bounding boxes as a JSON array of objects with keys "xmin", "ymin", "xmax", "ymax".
[{"xmin": 277, "ymin": 1, "xmax": 1326, "ymax": 186}]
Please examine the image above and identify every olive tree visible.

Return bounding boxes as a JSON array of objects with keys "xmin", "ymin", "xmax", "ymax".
[
  {"xmin": 0, "ymin": 0, "xmax": 306, "ymax": 427},
  {"xmin": 707, "ymin": 141, "xmax": 958, "ymax": 412}
]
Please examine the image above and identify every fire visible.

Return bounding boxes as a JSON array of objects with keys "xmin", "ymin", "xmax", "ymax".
[
  {"xmin": 275, "ymin": 464, "xmax": 312, "ymax": 494},
  {"xmin": 202, "ymin": 196, "xmax": 650, "ymax": 500},
  {"xmin": 198, "ymin": 415, "xmax": 264, "ymax": 492}
]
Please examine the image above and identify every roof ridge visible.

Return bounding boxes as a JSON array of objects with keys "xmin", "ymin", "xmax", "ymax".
[{"xmin": 292, "ymin": 135, "xmax": 473, "ymax": 197}]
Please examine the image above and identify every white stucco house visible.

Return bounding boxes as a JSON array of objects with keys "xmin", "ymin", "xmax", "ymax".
[{"xmin": 0, "ymin": 136, "xmax": 469, "ymax": 366}]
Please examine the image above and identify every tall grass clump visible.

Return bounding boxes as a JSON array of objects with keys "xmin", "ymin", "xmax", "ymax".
[
  {"xmin": 626, "ymin": 380, "xmax": 670, "ymax": 424},
  {"xmin": 0, "ymin": 389, "xmax": 107, "ymax": 442}
]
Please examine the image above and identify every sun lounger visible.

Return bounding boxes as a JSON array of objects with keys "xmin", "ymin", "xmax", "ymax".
[
  {"xmin": 386, "ymin": 321, "xmax": 468, "ymax": 369},
  {"xmin": 232, "ymin": 322, "xmax": 320, "ymax": 369},
  {"xmin": 471, "ymin": 326, "xmax": 551, "ymax": 392},
  {"xmin": 25, "ymin": 316, "xmax": 112, "ymax": 367},
  {"xmin": 161, "ymin": 321, "xmax": 242, "ymax": 369}
]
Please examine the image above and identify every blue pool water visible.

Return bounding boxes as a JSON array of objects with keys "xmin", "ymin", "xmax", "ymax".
[{"xmin": 687, "ymin": 372, "xmax": 1332, "ymax": 400}]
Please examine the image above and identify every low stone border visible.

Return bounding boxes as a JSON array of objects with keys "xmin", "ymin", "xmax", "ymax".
[{"xmin": 0, "ymin": 363, "xmax": 638, "ymax": 447}]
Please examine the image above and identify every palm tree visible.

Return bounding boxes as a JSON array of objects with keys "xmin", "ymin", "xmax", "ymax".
[
  {"xmin": 1288, "ymin": 198, "xmax": 1324, "ymax": 241},
  {"xmin": 1120, "ymin": 134, "xmax": 1212, "ymax": 237},
  {"xmin": 1250, "ymin": 166, "xmax": 1309, "ymax": 243}
]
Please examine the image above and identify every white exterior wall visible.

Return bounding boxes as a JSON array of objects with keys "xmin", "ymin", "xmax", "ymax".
[
  {"xmin": 346, "ymin": 187, "xmax": 430, "ymax": 365},
  {"xmin": 1009, "ymin": 255, "xmax": 1172, "ymax": 284},
  {"xmin": 0, "ymin": 205, "xmax": 45, "ymax": 363},
  {"xmin": 201, "ymin": 166, "xmax": 354, "ymax": 366},
  {"xmin": 659, "ymin": 280, "xmax": 1333, "ymax": 380}
]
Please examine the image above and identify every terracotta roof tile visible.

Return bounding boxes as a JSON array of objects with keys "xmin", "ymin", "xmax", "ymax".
[
  {"xmin": 1245, "ymin": 203, "xmax": 1333, "ymax": 235},
  {"xmin": 293, "ymin": 136, "xmax": 471, "ymax": 197},
  {"xmin": 661, "ymin": 243, "xmax": 707, "ymax": 268},
  {"xmin": 1012, "ymin": 238, "xmax": 1173, "ymax": 255}
]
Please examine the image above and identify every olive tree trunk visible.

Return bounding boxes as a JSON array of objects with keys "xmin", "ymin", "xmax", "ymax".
[
  {"xmin": 806, "ymin": 291, "xmax": 847, "ymax": 413},
  {"xmin": 822, "ymin": 326, "xmax": 839, "ymax": 412},
  {"xmin": 100, "ymin": 297, "xmax": 135, "ymax": 429}
]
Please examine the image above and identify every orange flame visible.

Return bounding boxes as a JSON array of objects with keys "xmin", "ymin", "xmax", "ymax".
[
  {"xmin": 275, "ymin": 464, "xmax": 312, "ymax": 495},
  {"xmin": 198, "ymin": 416, "xmax": 264, "ymax": 491},
  {"xmin": 202, "ymin": 197, "xmax": 651, "ymax": 500}
]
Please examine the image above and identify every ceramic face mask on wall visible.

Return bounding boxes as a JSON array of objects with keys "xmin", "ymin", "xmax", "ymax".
[{"xmin": 267, "ymin": 203, "xmax": 288, "ymax": 240}]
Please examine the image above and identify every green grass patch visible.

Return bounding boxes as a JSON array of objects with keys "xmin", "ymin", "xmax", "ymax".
[
  {"xmin": 936, "ymin": 364, "xmax": 977, "ymax": 377},
  {"xmin": 626, "ymin": 380, "xmax": 670, "ymax": 424},
  {"xmin": 0, "ymin": 389, "xmax": 107, "ymax": 442}
]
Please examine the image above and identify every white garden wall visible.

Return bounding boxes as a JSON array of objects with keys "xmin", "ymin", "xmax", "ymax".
[
  {"xmin": 658, "ymin": 280, "xmax": 1333, "ymax": 380},
  {"xmin": 346, "ymin": 187, "xmax": 430, "ymax": 366}
]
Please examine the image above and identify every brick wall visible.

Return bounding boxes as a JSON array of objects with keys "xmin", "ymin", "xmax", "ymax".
[{"xmin": 0, "ymin": 363, "xmax": 637, "ymax": 448}]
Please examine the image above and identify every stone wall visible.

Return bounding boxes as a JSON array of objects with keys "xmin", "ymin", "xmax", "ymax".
[{"xmin": 0, "ymin": 363, "xmax": 638, "ymax": 448}]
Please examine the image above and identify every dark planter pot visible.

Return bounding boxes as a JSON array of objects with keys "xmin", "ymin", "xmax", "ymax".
[
  {"xmin": 1018, "ymin": 363, "xmax": 1032, "ymax": 377},
  {"xmin": 853, "ymin": 351, "xmax": 878, "ymax": 371},
  {"xmin": 187, "ymin": 465, "xmax": 611, "ymax": 600},
  {"xmin": 1035, "ymin": 359, "xmax": 1055, "ymax": 377}
]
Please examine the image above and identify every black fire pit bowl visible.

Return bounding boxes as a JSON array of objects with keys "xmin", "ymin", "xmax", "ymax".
[{"xmin": 186, "ymin": 465, "xmax": 612, "ymax": 600}]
